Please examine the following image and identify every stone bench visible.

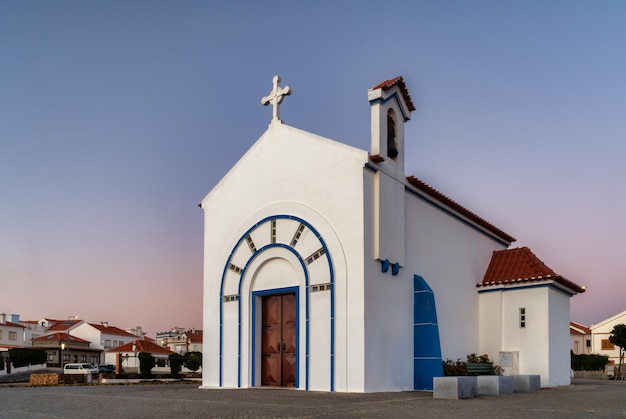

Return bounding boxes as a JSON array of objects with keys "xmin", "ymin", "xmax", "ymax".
[
  {"xmin": 477, "ymin": 375, "xmax": 513, "ymax": 395},
  {"xmin": 433, "ymin": 376, "xmax": 477, "ymax": 399},
  {"xmin": 434, "ymin": 374, "xmax": 540, "ymax": 399},
  {"xmin": 466, "ymin": 363, "xmax": 494, "ymax": 375},
  {"xmin": 512, "ymin": 375, "xmax": 541, "ymax": 392}
]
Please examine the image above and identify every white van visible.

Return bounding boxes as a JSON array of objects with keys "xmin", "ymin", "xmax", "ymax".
[{"xmin": 63, "ymin": 363, "xmax": 99, "ymax": 375}]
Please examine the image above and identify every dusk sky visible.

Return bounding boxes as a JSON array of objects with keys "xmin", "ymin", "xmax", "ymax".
[{"xmin": 2, "ymin": 1, "xmax": 625, "ymax": 336}]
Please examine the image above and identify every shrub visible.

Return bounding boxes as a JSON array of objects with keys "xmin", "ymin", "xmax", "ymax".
[
  {"xmin": 571, "ymin": 352, "xmax": 609, "ymax": 371},
  {"xmin": 185, "ymin": 355, "xmax": 201, "ymax": 372},
  {"xmin": 8, "ymin": 348, "xmax": 47, "ymax": 368},
  {"xmin": 444, "ymin": 354, "xmax": 503, "ymax": 375},
  {"xmin": 138, "ymin": 352, "xmax": 155, "ymax": 377},
  {"xmin": 169, "ymin": 353, "xmax": 186, "ymax": 377},
  {"xmin": 185, "ymin": 351, "xmax": 202, "ymax": 366},
  {"xmin": 443, "ymin": 359, "xmax": 467, "ymax": 376}
]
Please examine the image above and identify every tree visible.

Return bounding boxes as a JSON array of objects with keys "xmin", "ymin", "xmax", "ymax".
[{"xmin": 609, "ymin": 323, "xmax": 626, "ymax": 380}]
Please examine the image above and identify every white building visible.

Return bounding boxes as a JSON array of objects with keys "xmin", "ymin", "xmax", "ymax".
[
  {"xmin": 156, "ymin": 327, "xmax": 202, "ymax": 355},
  {"xmin": 200, "ymin": 76, "xmax": 585, "ymax": 392},
  {"xmin": 66, "ymin": 322, "xmax": 139, "ymax": 364},
  {"xmin": 477, "ymin": 246, "xmax": 585, "ymax": 387},
  {"xmin": 570, "ymin": 321, "xmax": 592, "ymax": 355},
  {"xmin": 589, "ymin": 310, "xmax": 626, "ymax": 365},
  {"xmin": 0, "ymin": 314, "xmax": 25, "ymax": 348},
  {"xmin": 105, "ymin": 339, "xmax": 174, "ymax": 374}
]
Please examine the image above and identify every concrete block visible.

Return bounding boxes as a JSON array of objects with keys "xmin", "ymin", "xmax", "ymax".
[
  {"xmin": 433, "ymin": 377, "xmax": 477, "ymax": 399},
  {"xmin": 477, "ymin": 375, "xmax": 513, "ymax": 395},
  {"xmin": 513, "ymin": 375, "xmax": 541, "ymax": 392}
]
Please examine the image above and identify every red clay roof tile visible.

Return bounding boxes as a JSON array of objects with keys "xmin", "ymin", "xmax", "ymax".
[
  {"xmin": 570, "ymin": 321, "xmax": 591, "ymax": 335},
  {"xmin": 371, "ymin": 76, "xmax": 416, "ymax": 112},
  {"xmin": 3, "ymin": 321, "xmax": 25, "ymax": 329},
  {"xmin": 46, "ymin": 319, "xmax": 81, "ymax": 331},
  {"xmin": 89, "ymin": 323, "xmax": 139, "ymax": 338},
  {"xmin": 106, "ymin": 339, "xmax": 174, "ymax": 355},
  {"xmin": 32, "ymin": 332, "xmax": 90, "ymax": 344},
  {"xmin": 478, "ymin": 247, "xmax": 585, "ymax": 293}
]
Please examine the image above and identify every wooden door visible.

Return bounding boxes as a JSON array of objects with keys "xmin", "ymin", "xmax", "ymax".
[{"xmin": 261, "ymin": 293, "xmax": 296, "ymax": 387}]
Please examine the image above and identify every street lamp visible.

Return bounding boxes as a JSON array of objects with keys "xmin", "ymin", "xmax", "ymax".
[
  {"xmin": 60, "ymin": 343, "xmax": 66, "ymax": 370},
  {"xmin": 132, "ymin": 342, "xmax": 137, "ymax": 373}
]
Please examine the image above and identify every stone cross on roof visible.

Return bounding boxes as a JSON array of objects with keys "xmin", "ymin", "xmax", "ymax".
[{"xmin": 261, "ymin": 75, "xmax": 291, "ymax": 124}]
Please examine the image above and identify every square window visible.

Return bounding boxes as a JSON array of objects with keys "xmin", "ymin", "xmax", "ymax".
[{"xmin": 601, "ymin": 339, "xmax": 615, "ymax": 350}]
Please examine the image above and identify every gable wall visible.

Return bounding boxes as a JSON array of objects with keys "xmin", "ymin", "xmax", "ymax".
[{"xmin": 201, "ymin": 124, "xmax": 370, "ymax": 390}]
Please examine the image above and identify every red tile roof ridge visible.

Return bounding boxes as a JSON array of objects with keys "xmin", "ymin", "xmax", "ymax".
[
  {"xmin": 570, "ymin": 321, "xmax": 591, "ymax": 334},
  {"xmin": 406, "ymin": 175, "xmax": 516, "ymax": 244},
  {"xmin": 88, "ymin": 323, "xmax": 140, "ymax": 337},
  {"xmin": 106, "ymin": 339, "xmax": 174, "ymax": 355},
  {"xmin": 370, "ymin": 76, "xmax": 416, "ymax": 112},
  {"xmin": 46, "ymin": 319, "xmax": 82, "ymax": 331},
  {"xmin": 479, "ymin": 247, "xmax": 585, "ymax": 293},
  {"xmin": 3, "ymin": 321, "xmax": 25, "ymax": 328},
  {"xmin": 32, "ymin": 332, "xmax": 90, "ymax": 343}
]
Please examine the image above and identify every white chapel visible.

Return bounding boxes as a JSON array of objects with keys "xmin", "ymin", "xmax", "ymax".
[{"xmin": 200, "ymin": 76, "xmax": 585, "ymax": 392}]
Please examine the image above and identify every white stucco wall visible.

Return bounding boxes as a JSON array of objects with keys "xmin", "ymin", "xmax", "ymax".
[
  {"xmin": 360, "ymin": 169, "xmax": 507, "ymax": 392},
  {"xmin": 548, "ymin": 288, "xmax": 572, "ymax": 386},
  {"xmin": 501, "ymin": 287, "xmax": 548, "ymax": 383},
  {"xmin": 478, "ymin": 290, "xmax": 504, "ymax": 361},
  {"xmin": 402, "ymin": 191, "xmax": 505, "ymax": 363},
  {"xmin": 71, "ymin": 324, "xmax": 101, "ymax": 349},
  {"xmin": 480, "ymin": 284, "xmax": 574, "ymax": 387},
  {"xmin": 0, "ymin": 324, "xmax": 25, "ymax": 347},
  {"xmin": 201, "ymin": 123, "xmax": 369, "ymax": 391}
]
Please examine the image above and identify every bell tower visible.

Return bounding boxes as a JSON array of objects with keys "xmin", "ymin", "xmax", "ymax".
[
  {"xmin": 368, "ymin": 76, "xmax": 415, "ymax": 267},
  {"xmin": 368, "ymin": 76, "xmax": 415, "ymax": 179}
]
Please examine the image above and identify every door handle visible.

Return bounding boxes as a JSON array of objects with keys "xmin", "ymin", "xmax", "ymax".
[{"xmin": 282, "ymin": 341, "xmax": 286, "ymax": 352}]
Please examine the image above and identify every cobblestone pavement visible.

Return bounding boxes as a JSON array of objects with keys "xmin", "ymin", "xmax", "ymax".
[{"xmin": 0, "ymin": 379, "xmax": 625, "ymax": 418}]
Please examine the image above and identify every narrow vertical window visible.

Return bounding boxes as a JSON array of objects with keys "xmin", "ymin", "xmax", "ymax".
[
  {"xmin": 387, "ymin": 110, "xmax": 398, "ymax": 159},
  {"xmin": 519, "ymin": 308, "xmax": 526, "ymax": 328}
]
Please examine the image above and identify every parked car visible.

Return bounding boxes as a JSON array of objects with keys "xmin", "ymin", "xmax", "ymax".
[
  {"xmin": 98, "ymin": 364, "xmax": 116, "ymax": 374},
  {"xmin": 63, "ymin": 363, "xmax": 99, "ymax": 375}
]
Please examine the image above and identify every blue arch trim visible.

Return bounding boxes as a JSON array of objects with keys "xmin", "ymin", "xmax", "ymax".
[
  {"xmin": 413, "ymin": 275, "xmax": 444, "ymax": 391},
  {"xmin": 239, "ymin": 244, "xmax": 307, "ymax": 388},
  {"xmin": 218, "ymin": 214, "xmax": 335, "ymax": 391},
  {"xmin": 369, "ymin": 92, "xmax": 411, "ymax": 121}
]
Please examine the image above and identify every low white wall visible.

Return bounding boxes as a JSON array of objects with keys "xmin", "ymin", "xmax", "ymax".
[{"xmin": 0, "ymin": 363, "xmax": 47, "ymax": 376}]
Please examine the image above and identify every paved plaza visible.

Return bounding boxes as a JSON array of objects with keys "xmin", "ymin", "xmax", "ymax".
[{"xmin": 0, "ymin": 378, "xmax": 624, "ymax": 418}]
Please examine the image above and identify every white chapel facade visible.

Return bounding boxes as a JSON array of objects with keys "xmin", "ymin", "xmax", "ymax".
[{"xmin": 200, "ymin": 76, "xmax": 584, "ymax": 392}]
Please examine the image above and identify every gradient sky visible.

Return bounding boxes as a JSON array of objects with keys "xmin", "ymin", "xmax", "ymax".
[{"xmin": 2, "ymin": 1, "xmax": 625, "ymax": 336}]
